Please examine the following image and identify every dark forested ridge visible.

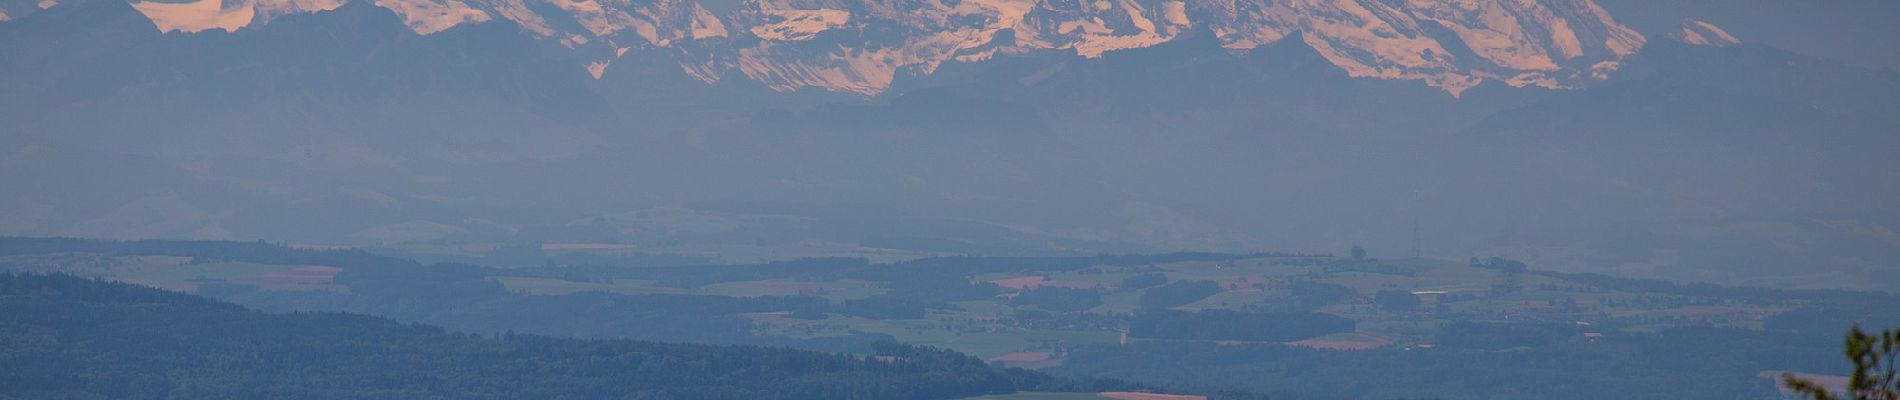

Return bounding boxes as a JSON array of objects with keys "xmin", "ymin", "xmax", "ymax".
[
  {"xmin": 0, "ymin": 273, "xmax": 1126, "ymax": 400},
  {"xmin": 5, "ymin": 237, "xmax": 1896, "ymax": 400}
]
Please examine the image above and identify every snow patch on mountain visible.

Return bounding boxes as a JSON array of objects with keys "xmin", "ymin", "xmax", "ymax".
[
  {"xmin": 748, "ymin": 7, "xmax": 848, "ymax": 41},
  {"xmin": 473, "ymin": 0, "xmax": 550, "ymax": 35},
  {"xmin": 1672, "ymin": 18, "xmax": 1737, "ymax": 47},
  {"xmin": 586, "ymin": 60, "xmax": 610, "ymax": 79},
  {"xmin": 735, "ymin": 44, "xmax": 906, "ymax": 95},
  {"xmin": 1056, "ymin": 0, "xmax": 1192, "ymax": 58},
  {"xmin": 373, "ymin": 0, "xmax": 488, "ymax": 34},
  {"xmin": 689, "ymin": 5, "xmax": 724, "ymax": 38},
  {"xmin": 1196, "ymin": 0, "xmax": 1642, "ymax": 96},
  {"xmin": 1418, "ymin": 2, "xmax": 1560, "ymax": 71},
  {"xmin": 130, "ymin": 0, "xmax": 254, "ymax": 32},
  {"xmin": 543, "ymin": 0, "xmax": 639, "ymax": 39},
  {"xmin": 127, "ymin": 0, "xmax": 344, "ymax": 33}
]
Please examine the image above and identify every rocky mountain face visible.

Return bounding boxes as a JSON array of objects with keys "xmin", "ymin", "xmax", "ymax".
[{"xmin": 10, "ymin": 0, "xmax": 1643, "ymax": 96}]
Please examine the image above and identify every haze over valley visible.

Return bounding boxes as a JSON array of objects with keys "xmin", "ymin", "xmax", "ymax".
[{"xmin": 2, "ymin": 0, "xmax": 1898, "ymax": 398}]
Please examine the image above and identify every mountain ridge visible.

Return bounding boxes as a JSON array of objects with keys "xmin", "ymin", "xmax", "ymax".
[{"xmin": 7, "ymin": 0, "xmax": 1658, "ymax": 96}]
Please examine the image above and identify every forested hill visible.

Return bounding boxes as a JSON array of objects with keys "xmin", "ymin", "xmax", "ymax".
[{"xmin": 0, "ymin": 273, "xmax": 1122, "ymax": 400}]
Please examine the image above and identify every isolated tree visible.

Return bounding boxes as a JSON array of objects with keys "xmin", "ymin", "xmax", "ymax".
[
  {"xmin": 1350, "ymin": 246, "xmax": 1367, "ymax": 261},
  {"xmin": 1784, "ymin": 325, "xmax": 1899, "ymax": 400}
]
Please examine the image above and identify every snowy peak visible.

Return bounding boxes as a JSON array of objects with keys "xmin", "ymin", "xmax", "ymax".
[
  {"xmin": 1671, "ymin": 18, "xmax": 1737, "ymax": 47},
  {"xmin": 1196, "ymin": 0, "xmax": 1643, "ymax": 95},
  {"xmin": 123, "ymin": 0, "xmax": 342, "ymax": 33},
  {"xmin": 38, "ymin": 0, "xmax": 1651, "ymax": 96}
]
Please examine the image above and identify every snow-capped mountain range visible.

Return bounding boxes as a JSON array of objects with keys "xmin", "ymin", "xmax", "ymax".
[
  {"xmin": 2, "ymin": 0, "xmax": 1896, "ymax": 290},
  {"xmin": 6, "ymin": 0, "xmax": 1674, "ymax": 96}
]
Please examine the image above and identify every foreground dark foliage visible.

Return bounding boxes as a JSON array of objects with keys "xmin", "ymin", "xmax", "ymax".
[{"xmin": 0, "ymin": 273, "xmax": 1126, "ymax": 400}]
